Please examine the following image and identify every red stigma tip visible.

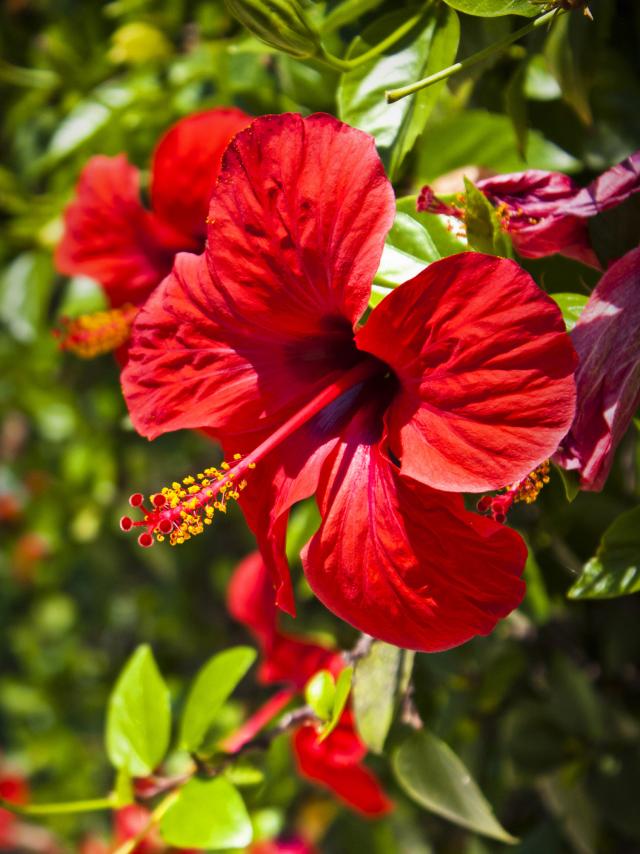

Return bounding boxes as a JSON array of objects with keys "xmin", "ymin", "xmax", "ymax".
[
  {"xmin": 120, "ymin": 516, "xmax": 133, "ymax": 532},
  {"xmin": 477, "ymin": 496, "xmax": 492, "ymax": 512},
  {"xmin": 152, "ymin": 493, "xmax": 166, "ymax": 507},
  {"xmin": 158, "ymin": 518, "xmax": 173, "ymax": 535},
  {"xmin": 129, "ymin": 493, "xmax": 144, "ymax": 508},
  {"xmin": 138, "ymin": 532, "xmax": 154, "ymax": 548}
]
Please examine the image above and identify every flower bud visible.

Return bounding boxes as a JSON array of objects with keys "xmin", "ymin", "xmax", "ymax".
[{"xmin": 225, "ymin": 0, "xmax": 320, "ymax": 58}]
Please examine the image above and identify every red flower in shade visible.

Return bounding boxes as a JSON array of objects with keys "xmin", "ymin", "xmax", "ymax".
[
  {"xmin": 0, "ymin": 770, "xmax": 28, "ymax": 849},
  {"xmin": 226, "ymin": 552, "xmax": 391, "ymax": 817},
  {"xmin": 121, "ymin": 113, "xmax": 577, "ymax": 652},
  {"xmin": 418, "ymin": 150, "xmax": 640, "ymax": 268},
  {"xmin": 55, "ymin": 108, "xmax": 250, "ymax": 357},
  {"xmin": 555, "ymin": 246, "xmax": 640, "ymax": 491},
  {"xmin": 250, "ymin": 838, "xmax": 318, "ymax": 854}
]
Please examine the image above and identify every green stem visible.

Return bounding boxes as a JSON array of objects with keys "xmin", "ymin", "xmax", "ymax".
[
  {"xmin": 0, "ymin": 795, "xmax": 116, "ymax": 817},
  {"xmin": 385, "ymin": 7, "xmax": 563, "ymax": 103},
  {"xmin": 112, "ymin": 792, "xmax": 178, "ymax": 854},
  {"xmin": 318, "ymin": 10, "xmax": 424, "ymax": 72}
]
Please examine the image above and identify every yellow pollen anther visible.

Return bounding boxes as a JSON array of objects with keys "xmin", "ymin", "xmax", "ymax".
[{"xmin": 55, "ymin": 304, "xmax": 137, "ymax": 359}]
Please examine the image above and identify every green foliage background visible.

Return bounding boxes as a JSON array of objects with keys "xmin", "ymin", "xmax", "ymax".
[{"xmin": 1, "ymin": 0, "xmax": 639, "ymax": 851}]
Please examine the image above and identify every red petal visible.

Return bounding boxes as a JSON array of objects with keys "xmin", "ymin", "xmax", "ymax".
[
  {"xmin": 150, "ymin": 108, "xmax": 251, "ymax": 244},
  {"xmin": 563, "ymin": 149, "xmax": 640, "ymax": 217},
  {"xmin": 357, "ymin": 253, "xmax": 577, "ymax": 492},
  {"xmin": 227, "ymin": 551, "xmax": 337, "ymax": 688},
  {"xmin": 206, "ymin": 113, "xmax": 395, "ymax": 333},
  {"xmin": 293, "ymin": 722, "xmax": 391, "ymax": 816},
  {"xmin": 221, "ymin": 688, "xmax": 296, "ymax": 754},
  {"xmin": 555, "ymin": 246, "xmax": 640, "ymax": 490},
  {"xmin": 303, "ymin": 410, "xmax": 527, "ymax": 652},
  {"xmin": 55, "ymin": 155, "xmax": 190, "ymax": 307}
]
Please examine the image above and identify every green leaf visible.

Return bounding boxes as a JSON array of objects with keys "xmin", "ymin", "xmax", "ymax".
[
  {"xmin": 321, "ymin": 0, "xmax": 385, "ymax": 33},
  {"xmin": 160, "ymin": 778, "xmax": 252, "ymax": 850},
  {"xmin": 286, "ymin": 499, "xmax": 321, "ymax": 564},
  {"xmin": 319, "ymin": 666, "xmax": 353, "ymax": 741},
  {"xmin": 373, "ymin": 212, "xmax": 441, "ymax": 290},
  {"xmin": 114, "ymin": 768, "xmax": 134, "ymax": 807},
  {"xmin": 106, "ymin": 645, "xmax": 171, "ymax": 777},
  {"xmin": 544, "ymin": 11, "xmax": 593, "ymax": 125},
  {"xmin": 393, "ymin": 730, "xmax": 517, "ymax": 843},
  {"xmin": 505, "ymin": 61, "xmax": 528, "ymax": 159},
  {"xmin": 554, "ymin": 462, "xmax": 580, "ymax": 503},
  {"xmin": 551, "ymin": 292, "xmax": 588, "ymax": 332},
  {"xmin": 464, "ymin": 178, "xmax": 512, "ymax": 257},
  {"xmin": 338, "ymin": 4, "xmax": 460, "ymax": 178},
  {"xmin": 353, "ymin": 641, "xmax": 415, "ymax": 753},
  {"xmin": 180, "ymin": 647, "xmax": 257, "ymax": 752},
  {"xmin": 305, "ymin": 670, "xmax": 336, "ymax": 722},
  {"xmin": 568, "ymin": 506, "xmax": 640, "ymax": 600},
  {"xmin": 416, "ymin": 110, "xmax": 580, "ymax": 180},
  {"xmin": 397, "ymin": 196, "xmax": 468, "ymax": 257},
  {"xmin": 441, "ymin": 0, "xmax": 539, "ymax": 16}
]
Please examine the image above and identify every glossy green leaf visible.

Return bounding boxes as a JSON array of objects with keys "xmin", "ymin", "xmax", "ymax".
[
  {"xmin": 106, "ymin": 645, "xmax": 171, "ymax": 777},
  {"xmin": 551, "ymin": 292, "xmax": 588, "ymax": 332},
  {"xmin": 338, "ymin": 4, "xmax": 460, "ymax": 178},
  {"xmin": 393, "ymin": 730, "xmax": 517, "ymax": 843},
  {"xmin": 397, "ymin": 195, "xmax": 468, "ymax": 257},
  {"xmin": 160, "ymin": 778, "xmax": 253, "ymax": 849},
  {"xmin": 441, "ymin": 0, "xmax": 539, "ymax": 16},
  {"xmin": 373, "ymin": 212, "xmax": 441, "ymax": 290},
  {"xmin": 353, "ymin": 641, "xmax": 415, "ymax": 753},
  {"xmin": 285, "ymin": 499, "xmax": 321, "ymax": 563},
  {"xmin": 464, "ymin": 178, "xmax": 512, "ymax": 257},
  {"xmin": 319, "ymin": 666, "xmax": 353, "ymax": 741},
  {"xmin": 305, "ymin": 670, "xmax": 336, "ymax": 722},
  {"xmin": 555, "ymin": 463, "xmax": 580, "ymax": 503},
  {"xmin": 417, "ymin": 110, "xmax": 580, "ymax": 180},
  {"xmin": 321, "ymin": 0, "xmax": 385, "ymax": 33},
  {"xmin": 568, "ymin": 506, "xmax": 640, "ymax": 600},
  {"xmin": 179, "ymin": 647, "xmax": 257, "ymax": 752}
]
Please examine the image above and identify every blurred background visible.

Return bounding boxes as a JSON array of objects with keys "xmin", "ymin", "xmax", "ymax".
[{"xmin": 1, "ymin": 0, "xmax": 639, "ymax": 851}]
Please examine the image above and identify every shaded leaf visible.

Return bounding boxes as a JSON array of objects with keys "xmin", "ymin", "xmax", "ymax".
[
  {"xmin": 393, "ymin": 730, "xmax": 516, "ymax": 843},
  {"xmin": 353, "ymin": 641, "xmax": 414, "ymax": 753},
  {"xmin": 568, "ymin": 506, "xmax": 640, "ymax": 600},
  {"xmin": 160, "ymin": 778, "xmax": 252, "ymax": 849},
  {"xmin": 180, "ymin": 647, "xmax": 257, "ymax": 752},
  {"xmin": 106, "ymin": 645, "xmax": 171, "ymax": 777}
]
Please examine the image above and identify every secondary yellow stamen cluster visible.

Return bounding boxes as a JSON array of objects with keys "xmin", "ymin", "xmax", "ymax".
[
  {"xmin": 153, "ymin": 454, "xmax": 249, "ymax": 546},
  {"xmin": 511, "ymin": 460, "xmax": 551, "ymax": 505},
  {"xmin": 55, "ymin": 304, "xmax": 137, "ymax": 358}
]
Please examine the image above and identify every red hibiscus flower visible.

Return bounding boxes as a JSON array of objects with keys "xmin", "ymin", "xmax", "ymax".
[
  {"xmin": 55, "ymin": 108, "xmax": 250, "ymax": 357},
  {"xmin": 418, "ymin": 150, "xmax": 640, "ymax": 268},
  {"xmin": 225, "ymin": 552, "xmax": 391, "ymax": 817},
  {"xmin": 121, "ymin": 112, "xmax": 577, "ymax": 652},
  {"xmin": 554, "ymin": 246, "xmax": 640, "ymax": 491}
]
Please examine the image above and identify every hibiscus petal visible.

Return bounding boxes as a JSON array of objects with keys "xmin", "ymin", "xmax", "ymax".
[
  {"xmin": 356, "ymin": 253, "xmax": 577, "ymax": 492},
  {"xmin": 227, "ymin": 551, "xmax": 337, "ymax": 687},
  {"xmin": 293, "ymin": 723, "xmax": 391, "ymax": 816},
  {"xmin": 206, "ymin": 112, "xmax": 395, "ymax": 334},
  {"xmin": 303, "ymin": 412, "xmax": 527, "ymax": 652},
  {"xmin": 55, "ymin": 155, "xmax": 189, "ymax": 307},
  {"xmin": 563, "ymin": 149, "xmax": 640, "ymax": 217},
  {"xmin": 554, "ymin": 246, "xmax": 640, "ymax": 490},
  {"xmin": 150, "ymin": 108, "xmax": 251, "ymax": 244}
]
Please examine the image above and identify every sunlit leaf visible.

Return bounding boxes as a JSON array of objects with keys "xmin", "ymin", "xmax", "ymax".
[
  {"xmin": 180, "ymin": 647, "xmax": 257, "ymax": 752},
  {"xmin": 160, "ymin": 778, "xmax": 252, "ymax": 849},
  {"xmin": 441, "ymin": 0, "xmax": 539, "ymax": 16},
  {"xmin": 338, "ymin": 4, "xmax": 460, "ymax": 178},
  {"xmin": 551, "ymin": 292, "xmax": 588, "ymax": 332},
  {"xmin": 106, "ymin": 645, "xmax": 171, "ymax": 777},
  {"xmin": 319, "ymin": 666, "xmax": 353, "ymax": 741},
  {"xmin": 464, "ymin": 178, "xmax": 512, "ymax": 257},
  {"xmin": 373, "ymin": 212, "xmax": 440, "ymax": 290}
]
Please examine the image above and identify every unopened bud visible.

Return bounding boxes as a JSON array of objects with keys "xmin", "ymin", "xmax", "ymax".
[{"xmin": 225, "ymin": 0, "xmax": 320, "ymax": 58}]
